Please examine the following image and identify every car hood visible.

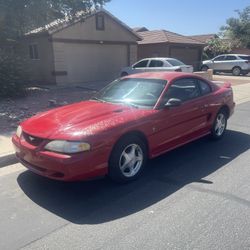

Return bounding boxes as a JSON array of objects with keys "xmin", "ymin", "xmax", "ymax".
[{"xmin": 21, "ymin": 101, "xmax": 153, "ymax": 140}]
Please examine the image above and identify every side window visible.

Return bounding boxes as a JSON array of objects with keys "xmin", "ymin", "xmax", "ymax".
[
  {"xmin": 225, "ymin": 55, "xmax": 236, "ymax": 61},
  {"xmin": 96, "ymin": 14, "xmax": 105, "ymax": 30},
  {"xmin": 198, "ymin": 80, "xmax": 211, "ymax": 95},
  {"xmin": 163, "ymin": 78, "xmax": 200, "ymax": 103},
  {"xmin": 214, "ymin": 56, "xmax": 225, "ymax": 61},
  {"xmin": 29, "ymin": 44, "xmax": 39, "ymax": 60},
  {"xmin": 133, "ymin": 60, "xmax": 149, "ymax": 68},
  {"xmin": 149, "ymin": 60, "xmax": 163, "ymax": 67}
]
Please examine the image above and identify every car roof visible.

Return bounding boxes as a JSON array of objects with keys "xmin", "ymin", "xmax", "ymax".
[
  {"xmin": 216, "ymin": 54, "xmax": 250, "ymax": 57},
  {"xmin": 138, "ymin": 57, "xmax": 180, "ymax": 61},
  {"xmin": 125, "ymin": 72, "xmax": 199, "ymax": 82}
]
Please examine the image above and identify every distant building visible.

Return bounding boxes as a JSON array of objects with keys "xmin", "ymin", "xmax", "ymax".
[{"xmin": 135, "ymin": 29, "xmax": 205, "ymax": 70}]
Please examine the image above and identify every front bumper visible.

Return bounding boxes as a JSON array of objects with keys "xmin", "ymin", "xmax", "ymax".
[{"xmin": 12, "ymin": 135, "xmax": 108, "ymax": 181}]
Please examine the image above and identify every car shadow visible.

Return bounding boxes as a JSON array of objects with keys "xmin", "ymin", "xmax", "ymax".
[{"xmin": 17, "ymin": 129, "xmax": 250, "ymax": 224}]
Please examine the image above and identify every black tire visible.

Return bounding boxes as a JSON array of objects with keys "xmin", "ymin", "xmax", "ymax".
[
  {"xmin": 232, "ymin": 66, "xmax": 241, "ymax": 76},
  {"xmin": 121, "ymin": 72, "xmax": 128, "ymax": 77},
  {"xmin": 109, "ymin": 135, "xmax": 147, "ymax": 183},
  {"xmin": 201, "ymin": 65, "xmax": 209, "ymax": 71},
  {"xmin": 210, "ymin": 109, "xmax": 228, "ymax": 140}
]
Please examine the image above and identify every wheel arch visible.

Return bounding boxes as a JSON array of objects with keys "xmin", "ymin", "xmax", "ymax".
[
  {"xmin": 109, "ymin": 130, "xmax": 149, "ymax": 161},
  {"xmin": 219, "ymin": 105, "xmax": 230, "ymax": 119}
]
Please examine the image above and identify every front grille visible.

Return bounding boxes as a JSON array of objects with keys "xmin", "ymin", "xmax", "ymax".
[{"xmin": 22, "ymin": 132, "xmax": 44, "ymax": 146}]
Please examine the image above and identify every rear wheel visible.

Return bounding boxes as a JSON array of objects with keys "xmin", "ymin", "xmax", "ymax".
[
  {"xmin": 109, "ymin": 135, "xmax": 147, "ymax": 183},
  {"xmin": 201, "ymin": 65, "xmax": 209, "ymax": 71},
  {"xmin": 210, "ymin": 110, "xmax": 227, "ymax": 140},
  {"xmin": 232, "ymin": 66, "xmax": 241, "ymax": 76}
]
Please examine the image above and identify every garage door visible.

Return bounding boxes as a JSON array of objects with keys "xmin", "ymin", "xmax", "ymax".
[
  {"xmin": 64, "ymin": 43, "xmax": 127, "ymax": 83},
  {"xmin": 170, "ymin": 47, "xmax": 200, "ymax": 70}
]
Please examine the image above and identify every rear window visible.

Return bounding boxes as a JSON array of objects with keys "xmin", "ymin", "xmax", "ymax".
[
  {"xmin": 149, "ymin": 60, "xmax": 164, "ymax": 67},
  {"xmin": 166, "ymin": 59, "xmax": 185, "ymax": 66},
  {"xmin": 239, "ymin": 56, "xmax": 250, "ymax": 61}
]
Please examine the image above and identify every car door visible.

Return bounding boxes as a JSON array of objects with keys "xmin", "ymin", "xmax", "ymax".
[
  {"xmin": 147, "ymin": 59, "xmax": 167, "ymax": 72},
  {"xmin": 150, "ymin": 78, "xmax": 210, "ymax": 156},
  {"xmin": 131, "ymin": 59, "xmax": 150, "ymax": 74},
  {"xmin": 223, "ymin": 55, "xmax": 237, "ymax": 71},
  {"xmin": 212, "ymin": 55, "xmax": 226, "ymax": 70}
]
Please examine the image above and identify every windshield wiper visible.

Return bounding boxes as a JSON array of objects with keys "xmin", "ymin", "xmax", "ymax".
[{"xmin": 90, "ymin": 97, "xmax": 106, "ymax": 103}]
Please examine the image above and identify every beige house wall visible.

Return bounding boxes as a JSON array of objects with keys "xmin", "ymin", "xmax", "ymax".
[
  {"xmin": 138, "ymin": 43, "xmax": 203, "ymax": 70},
  {"xmin": 138, "ymin": 44, "xmax": 170, "ymax": 59},
  {"xmin": 51, "ymin": 12, "xmax": 139, "ymax": 84},
  {"xmin": 53, "ymin": 42, "xmax": 128, "ymax": 84},
  {"xmin": 52, "ymin": 13, "xmax": 138, "ymax": 42},
  {"xmin": 20, "ymin": 36, "xmax": 55, "ymax": 84},
  {"xmin": 129, "ymin": 45, "xmax": 138, "ymax": 65}
]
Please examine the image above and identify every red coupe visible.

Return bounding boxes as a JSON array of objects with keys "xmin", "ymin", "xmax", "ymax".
[{"xmin": 12, "ymin": 72, "xmax": 235, "ymax": 182}]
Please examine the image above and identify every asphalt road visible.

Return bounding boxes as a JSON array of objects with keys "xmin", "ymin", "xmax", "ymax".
[{"xmin": 0, "ymin": 102, "xmax": 250, "ymax": 250}]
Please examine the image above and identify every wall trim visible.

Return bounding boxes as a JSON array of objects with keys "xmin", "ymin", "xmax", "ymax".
[
  {"xmin": 50, "ymin": 38, "xmax": 138, "ymax": 45},
  {"xmin": 52, "ymin": 71, "xmax": 68, "ymax": 76}
]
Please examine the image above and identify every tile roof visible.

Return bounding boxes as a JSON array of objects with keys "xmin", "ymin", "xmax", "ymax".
[
  {"xmin": 26, "ymin": 9, "xmax": 141, "ymax": 40},
  {"xmin": 133, "ymin": 27, "xmax": 149, "ymax": 32},
  {"xmin": 138, "ymin": 30, "xmax": 204, "ymax": 45},
  {"xmin": 188, "ymin": 34, "xmax": 218, "ymax": 43}
]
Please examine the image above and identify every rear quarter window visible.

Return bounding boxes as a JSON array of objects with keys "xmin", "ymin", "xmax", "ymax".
[
  {"xmin": 198, "ymin": 80, "xmax": 212, "ymax": 95},
  {"xmin": 239, "ymin": 56, "xmax": 250, "ymax": 61}
]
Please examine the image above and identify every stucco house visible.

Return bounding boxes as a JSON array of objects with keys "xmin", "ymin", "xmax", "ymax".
[
  {"xmin": 19, "ymin": 9, "xmax": 141, "ymax": 85},
  {"xmin": 189, "ymin": 33, "xmax": 250, "ymax": 56},
  {"xmin": 188, "ymin": 34, "xmax": 218, "ymax": 44},
  {"xmin": 135, "ymin": 28, "xmax": 205, "ymax": 70}
]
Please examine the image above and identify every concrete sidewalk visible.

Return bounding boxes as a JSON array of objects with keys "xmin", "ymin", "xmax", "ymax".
[{"xmin": 1, "ymin": 82, "xmax": 250, "ymax": 166}]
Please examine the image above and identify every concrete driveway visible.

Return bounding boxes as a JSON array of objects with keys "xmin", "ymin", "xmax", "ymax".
[
  {"xmin": 213, "ymin": 74, "xmax": 250, "ymax": 85},
  {"xmin": 0, "ymin": 101, "xmax": 250, "ymax": 250}
]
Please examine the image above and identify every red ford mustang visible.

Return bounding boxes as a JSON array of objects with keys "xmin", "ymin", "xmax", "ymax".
[{"xmin": 12, "ymin": 72, "xmax": 235, "ymax": 182}]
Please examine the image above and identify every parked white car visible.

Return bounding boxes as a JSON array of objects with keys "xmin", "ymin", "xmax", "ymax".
[
  {"xmin": 201, "ymin": 54, "xmax": 250, "ymax": 76},
  {"xmin": 121, "ymin": 58, "xmax": 193, "ymax": 76}
]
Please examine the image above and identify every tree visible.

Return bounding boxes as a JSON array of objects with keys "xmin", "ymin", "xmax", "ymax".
[
  {"xmin": 203, "ymin": 38, "xmax": 232, "ymax": 59},
  {"xmin": 0, "ymin": 0, "xmax": 110, "ymax": 97},
  {"xmin": 221, "ymin": 6, "xmax": 250, "ymax": 48},
  {"xmin": 0, "ymin": 0, "xmax": 110, "ymax": 41}
]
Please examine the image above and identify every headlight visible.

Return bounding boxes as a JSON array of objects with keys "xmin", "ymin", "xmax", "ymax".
[
  {"xmin": 16, "ymin": 125, "xmax": 22, "ymax": 138},
  {"xmin": 44, "ymin": 140, "xmax": 91, "ymax": 154}
]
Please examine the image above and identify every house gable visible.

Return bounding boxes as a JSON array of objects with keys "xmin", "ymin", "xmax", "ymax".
[{"xmin": 52, "ymin": 11, "xmax": 140, "ymax": 43}]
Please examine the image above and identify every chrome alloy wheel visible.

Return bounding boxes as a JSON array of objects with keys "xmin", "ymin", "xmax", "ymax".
[
  {"xmin": 119, "ymin": 144, "xmax": 143, "ymax": 178},
  {"xmin": 214, "ymin": 113, "xmax": 226, "ymax": 136}
]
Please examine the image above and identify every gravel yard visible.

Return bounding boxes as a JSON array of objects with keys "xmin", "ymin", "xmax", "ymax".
[{"xmin": 0, "ymin": 85, "xmax": 99, "ymax": 134}]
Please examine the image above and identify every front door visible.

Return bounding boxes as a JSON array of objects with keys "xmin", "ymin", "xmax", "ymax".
[{"xmin": 151, "ymin": 78, "xmax": 209, "ymax": 156}]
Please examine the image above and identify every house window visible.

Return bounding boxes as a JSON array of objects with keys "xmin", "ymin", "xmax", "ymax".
[
  {"xmin": 96, "ymin": 15, "xmax": 105, "ymax": 30},
  {"xmin": 29, "ymin": 44, "xmax": 39, "ymax": 59}
]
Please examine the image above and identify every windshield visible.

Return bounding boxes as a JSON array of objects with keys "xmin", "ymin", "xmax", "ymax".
[
  {"xmin": 166, "ymin": 59, "xmax": 185, "ymax": 66},
  {"xmin": 92, "ymin": 78, "xmax": 167, "ymax": 108}
]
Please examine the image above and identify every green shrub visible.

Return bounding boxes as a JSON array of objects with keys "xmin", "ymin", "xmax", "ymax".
[{"xmin": 0, "ymin": 51, "xmax": 26, "ymax": 98}]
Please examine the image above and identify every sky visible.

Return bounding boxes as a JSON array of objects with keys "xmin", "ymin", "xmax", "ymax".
[{"xmin": 105, "ymin": 0, "xmax": 249, "ymax": 36}]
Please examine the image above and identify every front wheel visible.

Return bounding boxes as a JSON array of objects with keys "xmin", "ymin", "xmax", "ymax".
[
  {"xmin": 109, "ymin": 136, "xmax": 147, "ymax": 183},
  {"xmin": 201, "ymin": 65, "xmax": 209, "ymax": 71},
  {"xmin": 210, "ymin": 110, "xmax": 227, "ymax": 140}
]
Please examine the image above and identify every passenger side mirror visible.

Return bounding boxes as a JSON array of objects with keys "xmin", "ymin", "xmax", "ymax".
[{"xmin": 165, "ymin": 98, "xmax": 182, "ymax": 108}]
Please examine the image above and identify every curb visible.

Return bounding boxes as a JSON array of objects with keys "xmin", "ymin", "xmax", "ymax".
[{"xmin": 0, "ymin": 153, "xmax": 17, "ymax": 168}]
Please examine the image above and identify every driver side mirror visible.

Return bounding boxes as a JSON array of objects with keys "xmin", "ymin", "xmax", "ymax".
[{"xmin": 165, "ymin": 98, "xmax": 182, "ymax": 108}]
